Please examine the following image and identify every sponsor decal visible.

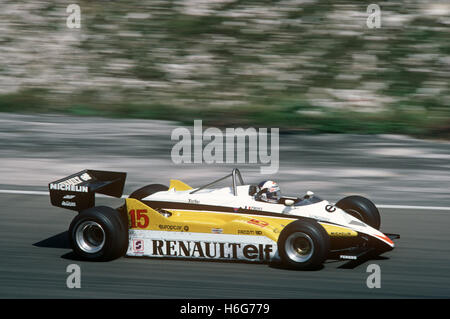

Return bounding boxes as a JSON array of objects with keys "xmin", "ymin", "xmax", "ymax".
[
  {"xmin": 244, "ymin": 206, "xmax": 262, "ymax": 211},
  {"xmin": 61, "ymin": 176, "xmax": 83, "ymax": 186},
  {"xmin": 80, "ymin": 173, "xmax": 92, "ymax": 181},
  {"xmin": 237, "ymin": 230, "xmax": 263, "ymax": 235},
  {"xmin": 133, "ymin": 239, "xmax": 144, "ymax": 253},
  {"xmin": 63, "ymin": 195, "xmax": 76, "ymax": 200},
  {"xmin": 61, "ymin": 201, "xmax": 76, "ymax": 207},
  {"xmin": 330, "ymin": 231, "xmax": 353, "ymax": 237},
  {"xmin": 211, "ymin": 228, "xmax": 223, "ymax": 234},
  {"xmin": 247, "ymin": 219, "xmax": 269, "ymax": 228},
  {"xmin": 159, "ymin": 224, "xmax": 183, "ymax": 231},
  {"xmin": 233, "ymin": 207, "xmax": 239, "ymax": 213},
  {"xmin": 188, "ymin": 199, "xmax": 200, "ymax": 204},
  {"xmin": 340, "ymin": 255, "xmax": 357, "ymax": 260},
  {"xmin": 150, "ymin": 240, "xmax": 273, "ymax": 261},
  {"xmin": 50, "ymin": 183, "xmax": 88, "ymax": 193},
  {"xmin": 325, "ymin": 205, "xmax": 336, "ymax": 213},
  {"xmin": 50, "ymin": 174, "xmax": 92, "ymax": 193}
]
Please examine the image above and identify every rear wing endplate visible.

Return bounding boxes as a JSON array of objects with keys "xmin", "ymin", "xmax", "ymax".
[{"xmin": 48, "ymin": 169, "xmax": 126, "ymax": 211}]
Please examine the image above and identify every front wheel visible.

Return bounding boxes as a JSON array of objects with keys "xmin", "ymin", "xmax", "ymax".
[
  {"xmin": 278, "ymin": 219, "xmax": 330, "ymax": 270},
  {"xmin": 335, "ymin": 195, "xmax": 381, "ymax": 230},
  {"xmin": 69, "ymin": 206, "xmax": 128, "ymax": 261}
]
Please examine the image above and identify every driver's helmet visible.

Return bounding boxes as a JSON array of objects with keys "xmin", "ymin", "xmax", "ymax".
[{"xmin": 257, "ymin": 180, "xmax": 281, "ymax": 203}]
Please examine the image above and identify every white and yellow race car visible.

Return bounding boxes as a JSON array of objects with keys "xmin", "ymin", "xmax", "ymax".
[{"xmin": 49, "ymin": 169, "xmax": 399, "ymax": 270}]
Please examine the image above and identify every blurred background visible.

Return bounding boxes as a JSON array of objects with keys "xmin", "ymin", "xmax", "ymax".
[
  {"xmin": 0, "ymin": 0, "xmax": 449, "ymax": 201},
  {"xmin": 0, "ymin": 0, "xmax": 449, "ymax": 136},
  {"xmin": 1, "ymin": 1, "xmax": 450, "ymax": 299}
]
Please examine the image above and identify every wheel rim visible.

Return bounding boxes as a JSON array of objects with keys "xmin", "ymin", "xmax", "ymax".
[
  {"xmin": 75, "ymin": 221, "xmax": 105, "ymax": 254},
  {"xmin": 285, "ymin": 233, "xmax": 314, "ymax": 263}
]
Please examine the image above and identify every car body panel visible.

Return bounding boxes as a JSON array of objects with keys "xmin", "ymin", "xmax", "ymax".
[
  {"xmin": 124, "ymin": 197, "xmax": 363, "ymax": 262},
  {"xmin": 140, "ymin": 184, "xmax": 394, "ymax": 248}
]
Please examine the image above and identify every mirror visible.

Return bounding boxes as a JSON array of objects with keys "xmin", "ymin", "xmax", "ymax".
[{"xmin": 284, "ymin": 199, "xmax": 294, "ymax": 206}]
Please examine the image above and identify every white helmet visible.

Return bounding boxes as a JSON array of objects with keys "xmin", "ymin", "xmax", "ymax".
[{"xmin": 257, "ymin": 180, "xmax": 281, "ymax": 203}]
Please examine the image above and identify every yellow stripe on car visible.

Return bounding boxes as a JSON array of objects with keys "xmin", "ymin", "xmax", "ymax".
[
  {"xmin": 125, "ymin": 198, "xmax": 298, "ymax": 242},
  {"xmin": 125, "ymin": 198, "xmax": 358, "ymax": 243},
  {"xmin": 319, "ymin": 222, "xmax": 358, "ymax": 237}
]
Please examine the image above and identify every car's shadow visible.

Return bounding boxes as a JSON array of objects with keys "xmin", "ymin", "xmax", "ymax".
[
  {"xmin": 268, "ymin": 254, "xmax": 390, "ymax": 271},
  {"xmin": 33, "ymin": 232, "xmax": 390, "ymax": 268},
  {"xmin": 33, "ymin": 231, "xmax": 71, "ymax": 249},
  {"xmin": 33, "ymin": 231, "xmax": 96, "ymax": 261},
  {"xmin": 268, "ymin": 262, "xmax": 324, "ymax": 271},
  {"xmin": 60, "ymin": 252, "xmax": 87, "ymax": 261}
]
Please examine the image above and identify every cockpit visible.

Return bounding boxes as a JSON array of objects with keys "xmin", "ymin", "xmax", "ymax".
[{"xmin": 190, "ymin": 168, "xmax": 323, "ymax": 207}]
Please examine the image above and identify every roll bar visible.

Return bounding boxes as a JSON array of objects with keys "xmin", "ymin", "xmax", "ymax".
[{"xmin": 189, "ymin": 168, "xmax": 245, "ymax": 196}]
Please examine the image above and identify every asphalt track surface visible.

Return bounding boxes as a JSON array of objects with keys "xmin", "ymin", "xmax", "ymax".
[{"xmin": 0, "ymin": 193, "xmax": 449, "ymax": 299}]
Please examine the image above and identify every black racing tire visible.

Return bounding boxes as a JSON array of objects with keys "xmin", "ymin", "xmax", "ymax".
[
  {"xmin": 129, "ymin": 184, "xmax": 168, "ymax": 200},
  {"xmin": 278, "ymin": 219, "xmax": 330, "ymax": 270},
  {"xmin": 335, "ymin": 195, "xmax": 381, "ymax": 230},
  {"xmin": 69, "ymin": 206, "xmax": 128, "ymax": 261}
]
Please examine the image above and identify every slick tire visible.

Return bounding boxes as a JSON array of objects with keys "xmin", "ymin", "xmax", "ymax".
[
  {"xmin": 69, "ymin": 206, "xmax": 128, "ymax": 261},
  {"xmin": 278, "ymin": 219, "xmax": 330, "ymax": 270},
  {"xmin": 129, "ymin": 184, "xmax": 168, "ymax": 200},
  {"xmin": 336, "ymin": 195, "xmax": 381, "ymax": 230}
]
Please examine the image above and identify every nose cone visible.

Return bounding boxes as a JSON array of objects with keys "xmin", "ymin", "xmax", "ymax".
[
  {"xmin": 373, "ymin": 233, "xmax": 395, "ymax": 254},
  {"xmin": 375, "ymin": 233, "xmax": 394, "ymax": 247}
]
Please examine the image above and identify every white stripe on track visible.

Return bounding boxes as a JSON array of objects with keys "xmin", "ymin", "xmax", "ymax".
[
  {"xmin": 0, "ymin": 189, "xmax": 49, "ymax": 196},
  {"xmin": 0, "ymin": 189, "xmax": 449, "ymax": 211},
  {"xmin": 0, "ymin": 189, "xmax": 128, "ymax": 198},
  {"xmin": 377, "ymin": 204, "xmax": 450, "ymax": 211}
]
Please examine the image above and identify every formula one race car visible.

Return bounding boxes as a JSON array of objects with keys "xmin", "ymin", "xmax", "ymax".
[{"xmin": 49, "ymin": 168, "xmax": 399, "ymax": 269}]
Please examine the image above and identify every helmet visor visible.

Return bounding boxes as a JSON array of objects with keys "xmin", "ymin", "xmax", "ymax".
[{"xmin": 267, "ymin": 189, "xmax": 281, "ymax": 200}]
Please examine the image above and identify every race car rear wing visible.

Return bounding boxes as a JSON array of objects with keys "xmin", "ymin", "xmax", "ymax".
[{"xmin": 48, "ymin": 169, "xmax": 126, "ymax": 212}]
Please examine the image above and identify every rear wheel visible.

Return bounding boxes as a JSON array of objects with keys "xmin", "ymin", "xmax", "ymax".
[
  {"xmin": 278, "ymin": 219, "xmax": 329, "ymax": 270},
  {"xmin": 336, "ymin": 195, "xmax": 381, "ymax": 230},
  {"xmin": 69, "ymin": 206, "xmax": 128, "ymax": 261}
]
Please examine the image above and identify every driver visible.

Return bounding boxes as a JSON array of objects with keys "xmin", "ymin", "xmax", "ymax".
[{"xmin": 255, "ymin": 180, "xmax": 281, "ymax": 203}]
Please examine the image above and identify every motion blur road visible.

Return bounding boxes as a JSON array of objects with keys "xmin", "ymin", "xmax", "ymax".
[
  {"xmin": 1, "ymin": 194, "xmax": 449, "ymax": 298},
  {"xmin": 0, "ymin": 113, "xmax": 449, "ymax": 298}
]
